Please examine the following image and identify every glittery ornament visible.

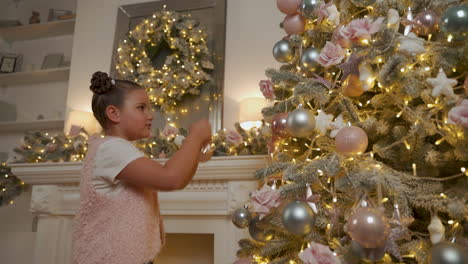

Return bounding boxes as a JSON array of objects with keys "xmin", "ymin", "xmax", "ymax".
[
  {"xmin": 277, "ymin": 0, "xmax": 302, "ymax": 15},
  {"xmin": 232, "ymin": 206, "xmax": 252, "ymax": 229},
  {"xmin": 283, "ymin": 13, "xmax": 306, "ymax": 35},
  {"xmin": 345, "ymin": 207, "xmax": 391, "ymax": 248},
  {"xmin": 335, "ymin": 126, "xmax": 368, "ymax": 155},
  {"xmin": 271, "ymin": 113, "xmax": 289, "ymax": 137},
  {"xmin": 282, "ymin": 200, "xmax": 315, "ymax": 235},
  {"xmin": 440, "ymin": 4, "xmax": 468, "ymax": 39},
  {"xmin": 300, "ymin": 47, "xmax": 321, "ymax": 72},
  {"xmin": 429, "ymin": 242, "xmax": 468, "ymax": 264},
  {"xmin": 286, "ymin": 108, "xmax": 316, "ymax": 138},
  {"xmin": 248, "ymin": 216, "xmax": 274, "ymax": 242},
  {"xmin": 414, "ymin": 10, "xmax": 439, "ymax": 36},
  {"xmin": 273, "ymin": 39, "xmax": 295, "ymax": 63}
]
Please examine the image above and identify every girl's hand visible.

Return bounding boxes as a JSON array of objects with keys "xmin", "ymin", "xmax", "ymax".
[
  {"xmin": 189, "ymin": 119, "xmax": 212, "ymax": 145},
  {"xmin": 199, "ymin": 144, "xmax": 214, "ymax": 163}
]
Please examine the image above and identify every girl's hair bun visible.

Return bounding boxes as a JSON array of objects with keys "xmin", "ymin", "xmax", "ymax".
[{"xmin": 90, "ymin": 71, "xmax": 115, "ymax": 94}]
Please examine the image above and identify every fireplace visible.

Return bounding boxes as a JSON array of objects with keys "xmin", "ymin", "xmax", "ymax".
[{"xmin": 10, "ymin": 155, "xmax": 268, "ymax": 264}]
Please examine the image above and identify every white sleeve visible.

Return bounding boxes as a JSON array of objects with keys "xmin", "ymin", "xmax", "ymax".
[{"xmin": 94, "ymin": 137, "xmax": 145, "ymax": 185}]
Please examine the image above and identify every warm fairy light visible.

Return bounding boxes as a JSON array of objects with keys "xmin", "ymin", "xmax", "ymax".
[
  {"xmin": 412, "ymin": 163, "xmax": 417, "ymax": 176},
  {"xmin": 404, "ymin": 140, "xmax": 411, "ymax": 150},
  {"xmin": 425, "ymin": 67, "xmax": 430, "ymax": 71},
  {"xmin": 396, "ymin": 110, "xmax": 403, "ymax": 118},
  {"xmin": 435, "ymin": 138, "xmax": 445, "ymax": 145},
  {"xmin": 317, "ymin": 169, "xmax": 324, "ymax": 176},
  {"xmin": 448, "ymin": 220, "xmax": 454, "ymax": 225},
  {"xmin": 400, "ymin": 68, "xmax": 405, "ymax": 73},
  {"xmin": 440, "ymin": 193, "xmax": 447, "ymax": 198},
  {"xmin": 381, "ymin": 197, "xmax": 389, "ymax": 203},
  {"xmin": 447, "ymin": 34, "xmax": 453, "ymax": 42},
  {"xmin": 461, "ymin": 167, "xmax": 466, "ymax": 173}
]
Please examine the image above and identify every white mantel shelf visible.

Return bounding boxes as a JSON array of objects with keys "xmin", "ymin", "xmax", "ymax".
[
  {"xmin": 8, "ymin": 155, "xmax": 269, "ymax": 264},
  {"xmin": 10, "ymin": 155, "xmax": 270, "ymax": 184}
]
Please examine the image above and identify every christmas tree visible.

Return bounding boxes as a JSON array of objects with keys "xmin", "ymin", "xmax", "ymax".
[{"xmin": 232, "ymin": 0, "xmax": 468, "ymax": 263}]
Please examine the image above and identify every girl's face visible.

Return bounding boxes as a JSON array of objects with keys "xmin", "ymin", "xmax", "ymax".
[{"xmin": 118, "ymin": 89, "xmax": 154, "ymax": 140}]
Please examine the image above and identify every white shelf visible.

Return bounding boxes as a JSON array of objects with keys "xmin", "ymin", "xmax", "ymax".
[
  {"xmin": 0, "ymin": 119, "xmax": 64, "ymax": 132},
  {"xmin": 0, "ymin": 19, "xmax": 75, "ymax": 42},
  {"xmin": 0, "ymin": 67, "xmax": 70, "ymax": 86}
]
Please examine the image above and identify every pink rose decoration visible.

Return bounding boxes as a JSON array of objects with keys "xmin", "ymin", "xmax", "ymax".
[
  {"xmin": 68, "ymin": 125, "xmax": 82, "ymax": 137},
  {"xmin": 162, "ymin": 124, "xmax": 178, "ymax": 138},
  {"xmin": 251, "ymin": 184, "xmax": 281, "ymax": 220},
  {"xmin": 333, "ymin": 17, "xmax": 384, "ymax": 47},
  {"xmin": 47, "ymin": 143, "xmax": 57, "ymax": 152},
  {"xmin": 226, "ymin": 130, "xmax": 243, "ymax": 146},
  {"xmin": 259, "ymin": 80, "xmax": 276, "ymax": 100},
  {"xmin": 299, "ymin": 242, "xmax": 341, "ymax": 264},
  {"xmin": 318, "ymin": 41, "xmax": 346, "ymax": 68},
  {"xmin": 448, "ymin": 99, "xmax": 468, "ymax": 128}
]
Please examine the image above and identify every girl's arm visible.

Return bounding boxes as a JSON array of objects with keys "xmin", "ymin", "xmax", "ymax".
[{"xmin": 116, "ymin": 120, "xmax": 211, "ymax": 191}]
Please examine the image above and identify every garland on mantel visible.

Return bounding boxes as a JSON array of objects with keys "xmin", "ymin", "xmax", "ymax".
[{"xmin": 1, "ymin": 124, "xmax": 270, "ymax": 206}]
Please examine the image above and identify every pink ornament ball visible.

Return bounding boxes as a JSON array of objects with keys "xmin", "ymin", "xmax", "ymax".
[
  {"xmin": 277, "ymin": 0, "xmax": 302, "ymax": 15},
  {"xmin": 346, "ymin": 207, "xmax": 391, "ymax": 248},
  {"xmin": 283, "ymin": 14, "xmax": 306, "ymax": 35},
  {"xmin": 271, "ymin": 113, "xmax": 290, "ymax": 138},
  {"xmin": 335, "ymin": 126, "xmax": 368, "ymax": 155}
]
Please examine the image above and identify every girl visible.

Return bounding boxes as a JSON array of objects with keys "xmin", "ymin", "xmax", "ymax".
[{"xmin": 72, "ymin": 71, "xmax": 212, "ymax": 264}]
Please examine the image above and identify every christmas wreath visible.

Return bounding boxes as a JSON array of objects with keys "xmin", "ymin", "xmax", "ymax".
[{"xmin": 114, "ymin": 9, "xmax": 213, "ymax": 112}]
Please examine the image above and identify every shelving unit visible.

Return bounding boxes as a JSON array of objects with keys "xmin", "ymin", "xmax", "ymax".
[
  {"xmin": 0, "ymin": 119, "xmax": 64, "ymax": 132},
  {"xmin": 0, "ymin": 19, "xmax": 75, "ymax": 43},
  {"xmin": 0, "ymin": 67, "xmax": 70, "ymax": 86}
]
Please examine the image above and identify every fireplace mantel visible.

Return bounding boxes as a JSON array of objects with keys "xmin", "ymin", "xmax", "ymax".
[{"xmin": 10, "ymin": 155, "xmax": 269, "ymax": 264}]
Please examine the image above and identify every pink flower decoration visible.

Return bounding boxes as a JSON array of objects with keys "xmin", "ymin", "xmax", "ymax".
[
  {"xmin": 448, "ymin": 99, "xmax": 468, "ymax": 129},
  {"xmin": 333, "ymin": 17, "xmax": 384, "ymax": 47},
  {"xmin": 47, "ymin": 143, "xmax": 57, "ymax": 152},
  {"xmin": 162, "ymin": 124, "xmax": 178, "ymax": 138},
  {"xmin": 317, "ymin": 0, "xmax": 333, "ymax": 24},
  {"xmin": 259, "ymin": 80, "xmax": 276, "ymax": 100},
  {"xmin": 251, "ymin": 184, "xmax": 281, "ymax": 220},
  {"xmin": 299, "ymin": 242, "xmax": 341, "ymax": 264},
  {"xmin": 226, "ymin": 130, "xmax": 243, "ymax": 146},
  {"xmin": 318, "ymin": 41, "xmax": 346, "ymax": 68},
  {"xmin": 68, "ymin": 125, "xmax": 82, "ymax": 137}
]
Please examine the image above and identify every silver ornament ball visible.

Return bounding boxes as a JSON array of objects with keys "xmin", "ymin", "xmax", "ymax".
[
  {"xmin": 300, "ymin": 47, "xmax": 321, "ymax": 72},
  {"xmin": 282, "ymin": 200, "xmax": 315, "ymax": 235},
  {"xmin": 249, "ymin": 216, "xmax": 274, "ymax": 242},
  {"xmin": 232, "ymin": 207, "xmax": 252, "ymax": 229},
  {"xmin": 429, "ymin": 242, "xmax": 468, "ymax": 264},
  {"xmin": 273, "ymin": 39, "xmax": 295, "ymax": 63},
  {"xmin": 300, "ymin": 0, "xmax": 321, "ymax": 19},
  {"xmin": 440, "ymin": 5, "xmax": 468, "ymax": 38},
  {"xmin": 287, "ymin": 108, "xmax": 316, "ymax": 138}
]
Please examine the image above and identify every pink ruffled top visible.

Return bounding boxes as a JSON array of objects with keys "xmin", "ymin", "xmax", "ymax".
[{"xmin": 72, "ymin": 136, "xmax": 165, "ymax": 264}]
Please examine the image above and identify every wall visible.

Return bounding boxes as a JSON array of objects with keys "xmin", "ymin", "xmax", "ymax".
[{"xmin": 65, "ymin": 0, "xmax": 283, "ymax": 130}]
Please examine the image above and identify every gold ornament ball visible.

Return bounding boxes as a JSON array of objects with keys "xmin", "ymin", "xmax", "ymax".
[
  {"xmin": 343, "ymin": 74, "xmax": 365, "ymax": 97},
  {"xmin": 335, "ymin": 126, "xmax": 368, "ymax": 155}
]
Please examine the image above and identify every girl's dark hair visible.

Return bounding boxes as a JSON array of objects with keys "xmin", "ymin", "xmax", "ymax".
[{"xmin": 89, "ymin": 71, "xmax": 144, "ymax": 130}]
